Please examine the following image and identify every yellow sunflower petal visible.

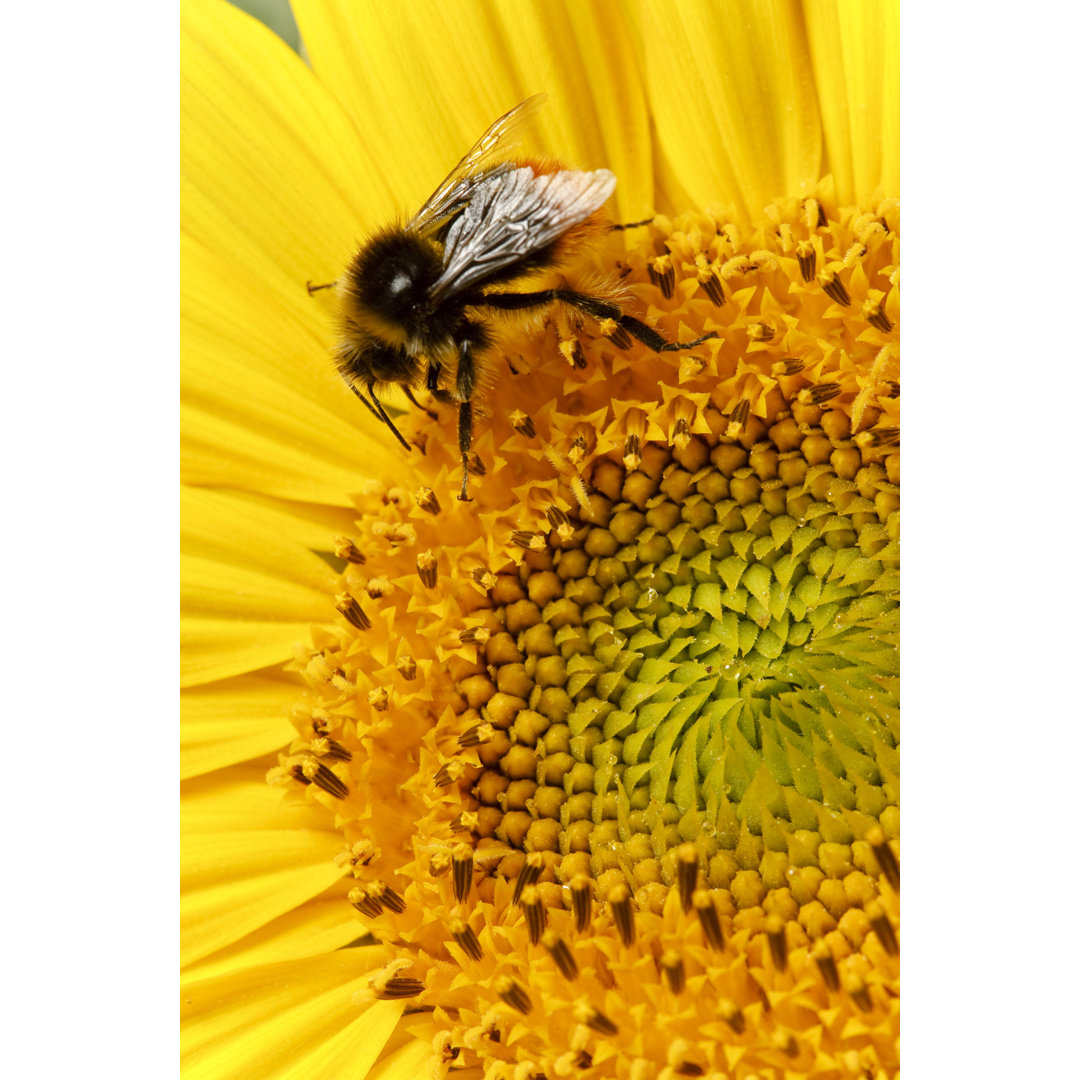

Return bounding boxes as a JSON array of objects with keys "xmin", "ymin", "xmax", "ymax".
[
  {"xmin": 182, "ymin": 880, "xmax": 365, "ymax": 982},
  {"xmin": 181, "ymin": 947, "xmax": 403, "ymax": 1080},
  {"xmin": 181, "ymin": 0, "xmax": 385, "ymax": 296},
  {"xmin": 803, "ymin": 0, "xmax": 900, "ymax": 204},
  {"xmin": 368, "ymin": 1032, "xmax": 439, "ymax": 1080},
  {"xmin": 181, "ymin": 669, "xmax": 299, "ymax": 780},
  {"xmin": 626, "ymin": 0, "xmax": 823, "ymax": 220},
  {"xmin": 292, "ymin": 0, "xmax": 654, "ymax": 218},
  {"xmin": 180, "ymin": 486, "xmax": 339, "ymax": 688},
  {"xmin": 182, "ymin": 233, "xmax": 397, "ymax": 505},
  {"xmin": 181, "ymin": 764, "xmax": 347, "ymax": 969}
]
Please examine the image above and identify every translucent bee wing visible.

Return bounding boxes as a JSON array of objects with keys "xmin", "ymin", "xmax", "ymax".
[
  {"xmin": 432, "ymin": 166, "xmax": 617, "ymax": 301},
  {"xmin": 409, "ymin": 94, "xmax": 547, "ymax": 238}
]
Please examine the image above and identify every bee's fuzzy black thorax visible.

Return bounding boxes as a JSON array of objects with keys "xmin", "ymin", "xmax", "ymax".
[{"xmin": 345, "ymin": 229, "xmax": 444, "ymax": 334}]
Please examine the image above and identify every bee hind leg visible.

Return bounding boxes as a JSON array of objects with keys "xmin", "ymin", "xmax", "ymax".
[{"xmin": 454, "ymin": 329, "xmax": 486, "ymax": 502}]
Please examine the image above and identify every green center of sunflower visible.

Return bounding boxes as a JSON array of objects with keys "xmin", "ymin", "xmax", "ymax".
[{"xmin": 463, "ymin": 421, "xmax": 898, "ymax": 910}]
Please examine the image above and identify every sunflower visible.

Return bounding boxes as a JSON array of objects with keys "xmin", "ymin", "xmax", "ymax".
[{"xmin": 181, "ymin": 1, "xmax": 900, "ymax": 1077}]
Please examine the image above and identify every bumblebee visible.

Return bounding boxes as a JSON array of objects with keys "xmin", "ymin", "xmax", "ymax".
[{"xmin": 325, "ymin": 97, "xmax": 716, "ymax": 501}]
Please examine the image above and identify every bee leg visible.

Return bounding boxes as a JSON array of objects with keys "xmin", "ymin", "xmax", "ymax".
[
  {"xmin": 454, "ymin": 331, "xmax": 485, "ymax": 502},
  {"xmin": 306, "ymin": 279, "xmax": 338, "ymax": 295},
  {"xmin": 403, "ymin": 386, "xmax": 439, "ymax": 421},
  {"xmin": 610, "ymin": 218, "xmax": 654, "ymax": 232},
  {"xmin": 426, "ymin": 363, "xmax": 441, "ymax": 392},
  {"xmin": 344, "ymin": 377, "xmax": 412, "ymax": 451}
]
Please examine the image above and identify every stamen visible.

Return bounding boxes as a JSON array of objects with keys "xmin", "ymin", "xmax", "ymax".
[
  {"xmin": 494, "ymin": 975, "xmax": 532, "ymax": 1015},
  {"xmin": 624, "ymin": 433, "xmax": 641, "ymax": 471},
  {"xmin": 812, "ymin": 939, "xmax": 840, "ymax": 991},
  {"xmin": 773, "ymin": 357, "xmax": 804, "ymax": 375},
  {"xmin": 575, "ymin": 1002, "xmax": 619, "ymax": 1036},
  {"xmin": 866, "ymin": 901, "xmax": 899, "ymax": 956},
  {"xmin": 416, "ymin": 549, "xmax": 438, "ymax": 588},
  {"xmin": 803, "ymin": 381, "xmax": 842, "ymax": 405},
  {"xmin": 766, "ymin": 914, "xmax": 788, "ymax": 971},
  {"xmin": 541, "ymin": 931, "xmax": 578, "ymax": 980},
  {"xmin": 609, "ymin": 883, "xmax": 635, "ymax": 946},
  {"xmin": 795, "ymin": 241, "xmax": 816, "ymax": 282},
  {"xmin": 349, "ymin": 885, "xmax": 382, "ymax": 918},
  {"xmin": 467, "ymin": 452, "xmax": 486, "ymax": 476},
  {"xmin": 449, "ymin": 918, "xmax": 483, "ymax": 961},
  {"xmin": 310, "ymin": 736, "xmax": 351, "ymax": 762},
  {"xmin": 661, "ymin": 950, "xmax": 685, "ymax": 994},
  {"xmin": 375, "ymin": 977, "xmax": 425, "ymax": 1000},
  {"xmin": 510, "ymin": 531, "xmax": 546, "ymax": 552},
  {"xmin": 395, "ymin": 655, "xmax": 417, "ymax": 680},
  {"xmin": 295, "ymin": 761, "xmax": 348, "ymax": 800},
  {"xmin": 414, "ymin": 486, "xmax": 441, "ymax": 515},
  {"xmin": 600, "ymin": 318, "xmax": 632, "ymax": 350},
  {"xmin": 692, "ymin": 889, "xmax": 724, "ymax": 950},
  {"xmin": 333, "ymin": 536, "xmax": 366, "ymax": 564},
  {"xmin": 458, "ymin": 722, "xmax": 493, "ymax": 748},
  {"xmin": 842, "ymin": 969, "xmax": 874, "ymax": 1013},
  {"xmin": 677, "ymin": 844, "xmax": 699, "ymax": 912},
  {"xmin": 866, "ymin": 825, "xmax": 900, "ymax": 889},
  {"xmin": 696, "ymin": 262, "xmax": 725, "ymax": 306},
  {"xmin": 648, "ymin": 254, "xmax": 675, "ymax": 299},
  {"xmin": 821, "ymin": 270, "xmax": 851, "ymax": 306},
  {"xmin": 512, "ymin": 851, "xmax": 544, "ymax": 905},
  {"xmin": 459, "ymin": 626, "xmax": 491, "ymax": 646},
  {"xmin": 452, "ymin": 845, "xmax": 473, "ymax": 902},
  {"xmin": 367, "ymin": 687, "xmax": 389, "ymax": 711},
  {"xmin": 334, "ymin": 592, "xmax": 371, "ymax": 631},
  {"xmin": 521, "ymin": 885, "xmax": 547, "ymax": 945},
  {"xmin": 747, "ymin": 322, "xmax": 775, "ymax": 343},
  {"xmin": 370, "ymin": 880, "xmax": 406, "ymax": 913},
  {"xmin": 718, "ymin": 998, "xmax": 746, "ymax": 1035},
  {"xmin": 510, "ymin": 410, "xmax": 536, "ymax": 438},
  {"xmin": 771, "ymin": 1031, "xmax": 799, "ymax": 1059},
  {"xmin": 571, "ymin": 874, "xmax": 592, "ymax": 932}
]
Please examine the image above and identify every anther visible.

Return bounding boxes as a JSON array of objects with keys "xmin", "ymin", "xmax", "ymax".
[
  {"xmin": 766, "ymin": 914, "xmax": 788, "ymax": 971},
  {"xmin": 429, "ymin": 851, "xmax": 451, "ymax": 878},
  {"xmin": 866, "ymin": 826, "xmax": 899, "ymax": 889},
  {"xmin": 661, "ymin": 950, "xmax": 685, "ymax": 994},
  {"xmin": 511, "ymin": 531, "xmax": 546, "ymax": 552},
  {"xmin": 295, "ymin": 761, "xmax": 348, "ymax": 800},
  {"xmin": 513, "ymin": 851, "xmax": 544, "ymax": 905},
  {"xmin": 796, "ymin": 241, "xmax": 816, "ymax": 282},
  {"xmin": 570, "ymin": 874, "xmax": 593, "ymax": 932},
  {"xmin": 575, "ymin": 1002, "xmax": 618, "ymax": 1036},
  {"xmin": 432, "ymin": 760, "xmax": 462, "ymax": 786},
  {"xmin": 510, "ymin": 410, "xmax": 536, "ymax": 438},
  {"xmin": 648, "ymin": 254, "xmax": 675, "ymax": 299},
  {"xmin": 558, "ymin": 338, "xmax": 587, "ymax": 369},
  {"xmin": 568, "ymin": 434, "xmax": 589, "ymax": 463},
  {"xmin": 677, "ymin": 844, "xmax": 699, "ymax": 912},
  {"xmin": 624, "ymin": 433, "xmax": 641, "ymax": 471},
  {"xmin": 311, "ymin": 736, "xmax": 352, "ymax": 762},
  {"xmin": 608, "ymin": 883, "xmax": 635, "ymax": 946},
  {"xmin": 748, "ymin": 322, "xmax": 775, "ymax": 342},
  {"xmin": 472, "ymin": 567, "xmax": 498, "ymax": 591},
  {"xmin": 370, "ymin": 880, "xmax": 406, "ymax": 914},
  {"xmin": 812, "ymin": 939, "xmax": 840, "ymax": 992},
  {"xmin": 349, "ymin": 886, "xmax": 382, "ymax": 918},
  {"xmin": 692, "ymin": 889, "xmax": 724, "ymax": 950},
  {"xmin": 449, "ymin": 918, "xmax": 483, "ymax": 961},
  {"xmin": 375, "ymin": 977, "xmax": 425, "ymax": 1000},
  {"xmin": 416, "ymin": 549, "xmax": 438, "ymax": 588},
  {"xmin": 415, "ymin": 486, "xmax": 441, "ymax": 515},
  {"xmin": 821, "ymin": 271, "xmax": 851, "ymax": 307},
  {"xmin": 601, "ymin": 318, "xmax": 633, "ymax": 350},
  {"xmin": 869, "ymin": 426, "xmax": 900, "ymax": 447},
  {"xmin": 541, "ymin": 931, "xmax": 578, "ymax": 980},
  {"xmin": 333, "ymin": 536, "xmax": 366, "ymax": 564},
  {"xmin": 717, "ymin": 998, "xmax": 746, "ymax": 1035},
  {"xmin": 334, "ymin": 592, "xmax": 371, "ymax": 631},
  {"xmin": 774, "ymin": 357, "xmax": 805, "ymax": 376},
  {"xmin": 396, "ymin": 655, "xmax": 417, "ymax": 680},
  {"xmin": 468, "ymin": 452, "xmax": 486, "ymax": 476},
  {"xmin": 771, "ymin": 1031, "xmax": 799, "ymax": 1059},
  {"xmin": 805, "ymin": 381, "xmax": 842, "ymax": 405},
  {"xmin": 452, "ymin": 845, "xmax": 474, "ymax": 903},
  {"xmin": 697, "ymin": 265, "xmax": 725, "ymax": 306},
  {"xmin": 494, "ymin": 975, "xmax": 532, "ymax": 1015},
  {"xmin": 842, "ymin": 969, "xmax": 874, "ymax": 1013},
  {"xmin": 863, "ymin": 290, "xmax": 893, "ymax": 333},
  {"xmin": 726, "ymin": 399, "xmax": 750, "ymax": 434},
  {"xmin": 367, "ymin": 687, "xmax": 389, "ymax": 711},
  {"xmin": 546, "ymin": 505, "xmax": 570, "ymax": 532},
  {"xmin": 459, "ymin": 626, "xmax": 491, "ymax": 646},
  {"xmin": 866, "ymin": 901, "xmax": 899, "ymax": 956},
  {"xmin": 672, "ymin": 416, "xmax": 691, "ymax": 449},
  {"xmin": 521, "ymin": 885, "xmax": 547, "ymax": 945},
  {"xmin": 458, "ymin": 722, "xmax": 493, "ymax": 748}
]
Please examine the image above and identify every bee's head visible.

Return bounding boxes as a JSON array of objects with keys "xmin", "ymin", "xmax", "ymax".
[{"xmin": 343, "ymin": 229, "xmax": 442, "ymax": 340}]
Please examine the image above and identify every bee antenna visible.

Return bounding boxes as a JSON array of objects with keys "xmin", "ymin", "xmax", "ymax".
[{"xmin": 343, "ymin": 377, "xmax": 413, "ymax": 452}]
